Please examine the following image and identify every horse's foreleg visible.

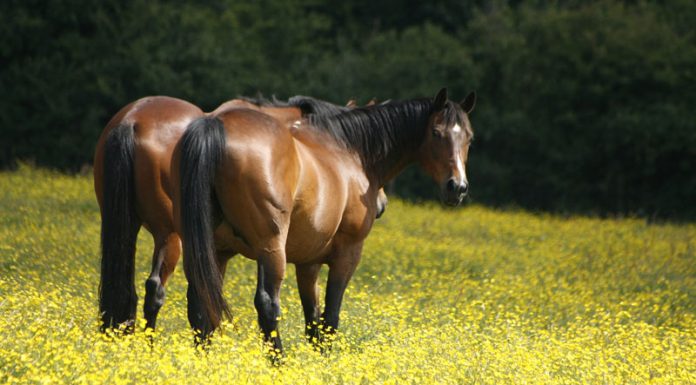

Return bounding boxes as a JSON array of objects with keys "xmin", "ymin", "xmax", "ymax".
[
  {"xmin": 254, "ymin": 252, "xmax": 286, "ymax": 356},
  {"xmin": 322, "ymin": 243, "xmax": 363, "ymax": 337},
  {"xmin": 144, "ymin": 233, "xmax": 181, "ymax": 330},
  {"xmin": 295, "ymin": 263, "xmax": 321, "ymax": 342}
]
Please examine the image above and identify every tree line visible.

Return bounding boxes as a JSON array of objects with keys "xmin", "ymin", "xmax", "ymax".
[{"xmin": 2, "ymin": 0, "xmax": 694, "ymax": 218}]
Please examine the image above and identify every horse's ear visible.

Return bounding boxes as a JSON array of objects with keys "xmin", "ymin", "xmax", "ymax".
[
  {"xmin": 433, "ymin": 88, "xmax": 448, "ymax": 110},
  {"xmin": 460, "ymin": 91, "xmax": 476, "ymax": 114},
  {"xmin": 345, "ymin": 99, "xmax": 358, "ymax": 108},
  {"xmin": 366, "ymin": 97, "xmax": 378, "ymax": 106}
]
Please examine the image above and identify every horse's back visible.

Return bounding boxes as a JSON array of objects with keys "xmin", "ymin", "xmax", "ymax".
[
  {"xmin": 126, "ymin": 96, "xmax": 203, "ymax": 144},
  {"xmin": 94, "ymin": 96, "xmax": 202, "ymax": 173},
  {"xmin": 209, "ymin": 99, "xmax": 259, "ymax": 115},
  {"xmin": 216, "ymin": 110, "xmax": 297, "ymax": 189},
  {"xmin": 257, "ymin": 106, "xmax": 302, "ymax": 128},
  {"xmin": 94, "ymin": 96, "xmax": 203, "ymax": 235}
]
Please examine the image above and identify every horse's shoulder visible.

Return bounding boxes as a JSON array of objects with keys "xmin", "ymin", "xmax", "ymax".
[{"xmin": 337, "ymin": 179, "xmax": 376, "ymax": 240}]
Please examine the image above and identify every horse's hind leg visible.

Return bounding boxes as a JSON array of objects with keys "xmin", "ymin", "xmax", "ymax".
[
  {"xmin": 144, "ymin": 232, "xmax": 181, "ymax": 329},
  {"xmin": 254, "ymin": 246, "xmax": 287, "ymax": 356}
]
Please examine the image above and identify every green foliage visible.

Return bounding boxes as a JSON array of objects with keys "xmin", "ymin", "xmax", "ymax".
[
  {"xmin": 1, "ymin": 0, "xmax": 694, "ymax": 218},
  {"xmin": 466, "ymin": 1, "xmax": 696, "ymax": 218},
  {"xmin": 309, "ymin": 23, "xmax": 477, "ymax": 101}
]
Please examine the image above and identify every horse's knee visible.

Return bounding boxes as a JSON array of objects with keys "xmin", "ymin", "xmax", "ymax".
[{"xmin": 157, "ymin": 235, "xmax": 181, "ymax": 284}]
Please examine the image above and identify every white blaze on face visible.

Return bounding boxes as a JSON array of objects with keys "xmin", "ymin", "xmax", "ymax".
[
  {"xmin": 451, "ymin": 123, "xmax": 467, "ymax": 183},
  {"xmin": 455, "ymin": 150, "xmax": 466, "ymax": 183}
]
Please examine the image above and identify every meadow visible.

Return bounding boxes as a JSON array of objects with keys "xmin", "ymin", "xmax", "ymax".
[{"xmin": 0, "ymin": 166, "xmax": 694, "ymax": 384}]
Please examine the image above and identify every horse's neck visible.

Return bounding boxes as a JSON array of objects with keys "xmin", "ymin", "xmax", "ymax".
[
  {"xmin": 363, "ymin": 108, "xmax": 430, "ymax": 186},
  {"xmin": 368, "ymin": 144, "xmax": 421, "ymax": 187},
  {"xmin": 376, "ymin": 157, "xmax": 416, "ymax": 184},
  {"xmin": 308, "ymin": 99, "xmax": 432, "ymax": 186}
]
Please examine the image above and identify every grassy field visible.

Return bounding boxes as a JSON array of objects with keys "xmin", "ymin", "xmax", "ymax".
[{"xmin": 0, "ymin": 166, "xmax": 694, "ymax": 384}]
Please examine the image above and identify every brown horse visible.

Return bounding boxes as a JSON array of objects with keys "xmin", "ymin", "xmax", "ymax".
[
  {"xmin": 172, "ymin": 88, "xmax": 475, "ymax": 354},
  {"xmin": 94, "ymin": 95, "xmax": 361, "ymax": 332}
]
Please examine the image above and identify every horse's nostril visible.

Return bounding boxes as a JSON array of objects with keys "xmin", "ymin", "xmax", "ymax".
[
  {"xmin": 447, "ymin": 179, "xmax": 457, "ymax": 193},
  {"xmin": 460, "ymin": 182, "xmax": 469, "ymax": 195}
]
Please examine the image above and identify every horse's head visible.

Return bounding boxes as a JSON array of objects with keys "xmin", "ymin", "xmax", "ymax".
[{"xmin": 419, "ymin": 88, "xmax": 476, "ymax": 206}]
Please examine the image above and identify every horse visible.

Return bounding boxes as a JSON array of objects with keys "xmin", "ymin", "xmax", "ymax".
[
  {"xmin": 172, "ymin": 88, "xmax": 475, "ymax": 354},
  {"xmin": 93, "ymin": 94, "xmax": 379, "ymax": 332}
]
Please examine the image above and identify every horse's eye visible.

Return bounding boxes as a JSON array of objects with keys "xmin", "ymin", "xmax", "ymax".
[{"xmin": 432, "ymin": 129, "xmax": 443, "ymax": 138}]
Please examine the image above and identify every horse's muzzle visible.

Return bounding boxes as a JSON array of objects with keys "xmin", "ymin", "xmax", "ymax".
[{"xmin": 441, "ymin": 178, "xmax": 468, "ymax": 206}]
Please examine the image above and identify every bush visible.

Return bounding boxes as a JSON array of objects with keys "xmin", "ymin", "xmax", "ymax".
[
  {"xmin": 464, "ymin": 1, "xmax": 696, "ymax": 218},
  {"xmin": 1, "ymin": 0, "xmax": 694, "ymax": 218}
]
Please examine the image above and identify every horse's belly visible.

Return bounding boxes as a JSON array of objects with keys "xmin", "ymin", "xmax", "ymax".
[
  {"xmin": 285, "ymin": 228, "xmax": 333, "ymax": 264},
  {"xmin": 212, "ymin": 204, "xmax": 340, "ymax": 264},
  {"xmin": 284, "ymin": 222, "xmax": 336, "ymax": 264}
]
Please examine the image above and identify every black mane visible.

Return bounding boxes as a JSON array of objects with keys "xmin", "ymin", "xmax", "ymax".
[
  {"xmin": 236, "ymin": 95, "xmax": 348, "ymax": 117},
  {"xmin": 307, "ymin": 99, "xmax": 469, "ymax": 171},
  {"xmin": 307, "ymin": 99, "xmax": 435, "ymax": 168},
  {"xmin": 288, "ymin": 95, "xmax": 350, "ymax": 116}
]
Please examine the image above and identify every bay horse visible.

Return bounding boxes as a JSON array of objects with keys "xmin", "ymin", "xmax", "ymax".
[
  {"xmin": 94, "ymin": 94, "xmax": 380, "ymax": 332},
  {"xmin": 173, "ymin": 88, "xmax": 475, "ymax": 354}
]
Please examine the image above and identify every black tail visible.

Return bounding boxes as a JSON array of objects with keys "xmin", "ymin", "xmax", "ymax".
[
  {"xmin": 99, "ymin": 123, "xmax": 140, "ymax": 331},
  {"xmin": 179, "ymin": 117, "xmax": 231, "ymax": 332}
]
